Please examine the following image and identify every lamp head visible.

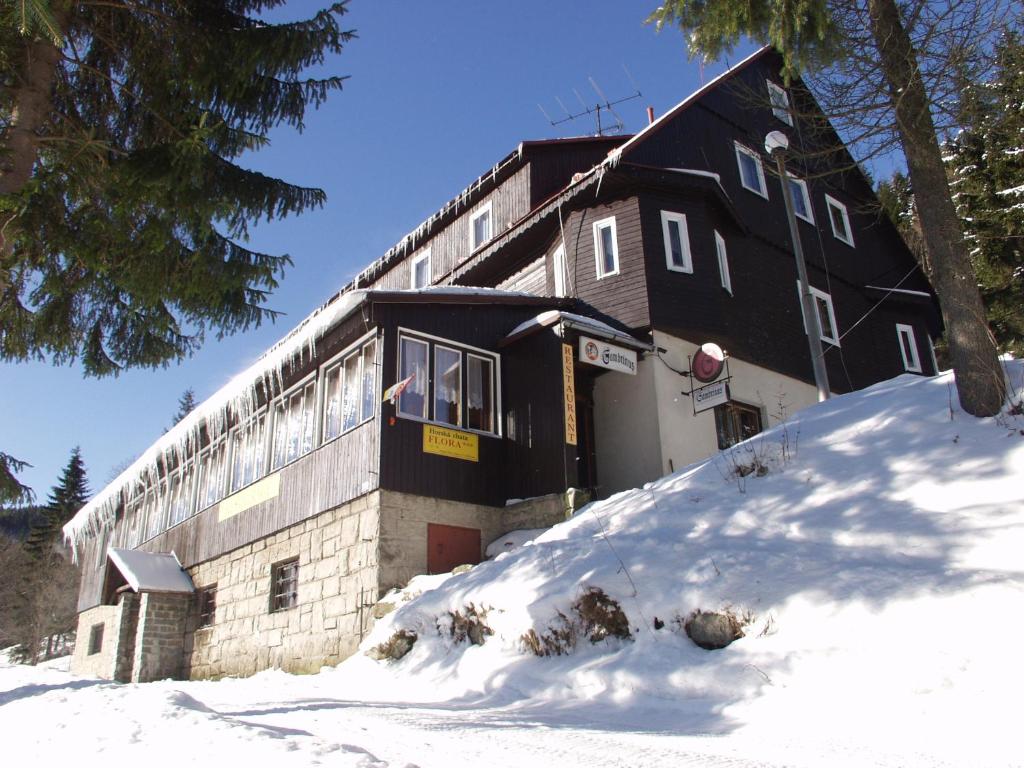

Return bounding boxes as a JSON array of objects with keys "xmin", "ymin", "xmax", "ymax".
[{"xmin": 765, "ymin": 130, "xmax": 790, "ymax": 156}]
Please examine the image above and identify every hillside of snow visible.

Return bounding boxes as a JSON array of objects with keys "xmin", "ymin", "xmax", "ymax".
[{"xmin": 4, "ymin": 364, "xmax": 1024, "ymax": 767}]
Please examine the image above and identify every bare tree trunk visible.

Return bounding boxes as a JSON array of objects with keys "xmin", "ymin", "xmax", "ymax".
[{"xmin": 867, "ymin": 0, "xmax": 1005, "ymax": 416}]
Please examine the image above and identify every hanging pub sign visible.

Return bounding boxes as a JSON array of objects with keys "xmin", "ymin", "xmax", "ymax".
[
  {"xmin": 562, "ymin": 343, "xmax": 578, "ymax": 446},
  {"xmin": 578, "ymin": 336, "xmax": 637, "ymax": 375},
  {"xmin": 693, "ymin": 379, "xmax": 729, "ymax": 414}
]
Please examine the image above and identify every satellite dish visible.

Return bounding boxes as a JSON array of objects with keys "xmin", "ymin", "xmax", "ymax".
[{"xmin": 692, "ymin": 342, "xmax": 725, "ymax": 383}]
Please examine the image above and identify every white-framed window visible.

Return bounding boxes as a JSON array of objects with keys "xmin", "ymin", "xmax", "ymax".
[
  {"xmin": 396, "ymin": 329, "xmax": 501, "ymax": 436},
  {"xmin": 661, "ymin": 211, "xmax": 693, "ymax": 273},
  {"xmin": 142, "ymin": 483, "xmax": 164, "ymax": 542},
  {"xmin": 896, "ymin": 323, "xmax": 922, "ymax": 373},
  {"xmin": 552, "ymin": 243, "xmax": 567, "ymax": 297},
  {"xmin": 411, "ymin": 249, "xmax": 431, "ymax": 289},
  {"xmin": 593, "ymin": 216, "xmax": 619, "ymax": 278},
  {"xmin": 167, "ymin": 462, "xmax": 196, "ymax": 528},
  {"xmin": 229, "ymin": 411, "xmax": 267, "ymax": 494},
  {"xmin": 797, "ymin": 282, "xmax": 840, "ymax": 346},
  {"xmin": 469, "ymin": 201, "xmax": 493, "ymax": 251},
  {"xmin": 767, "ymin": 80, "xmax": 793, "ymax": 126},
  {"xmin": 788, "ymin": 177, "xmax": 814, "ymax": 223},
  {"xmin": 715, "ymin": 230, "xmax": 732, "ymax": 295},
  {"xmin": 322, "ymin": 335, "xmax": 377, "ymax": 443},
  {"xmin": 825, "ymin": 195, "xmax": 854, "ymax": 246},
  {"xmin": 197, "ymin": 440, "xmax": 228, "ymax": 511},
  {"xmin": 269, "ymin": 378, "xmax": 317, "ymax": 471},
  {"xmin": 734, "ymin": 142, "xmax": 768, "ymax": 198}
]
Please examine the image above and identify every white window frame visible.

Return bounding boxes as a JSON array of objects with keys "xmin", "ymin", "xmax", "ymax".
[
  {"xmin": 469, "ymin": 201, "xmax": 493, "ymax": 252},
  {"xmin": 552, "ymin": 242, "xmax": 567, "ymax": 297},
  {"xmin": 896, "ymin": 323, "xmax": 922, "ymax": 373},
  {"xmin": 715, "ymin": 230, "xmax": 732, "ymax": 295},
  {"xmin": 796, "ymin": 282, "xmax": 840, "ymax": 346},
  {"xmin": 788, "ymin": 177, "xmax": 815, "ymax": 224},
  {"xmin": 593, "ymin": 216, "xmax": 620, "ymax": 279},
  {"xmin": 395, "ymin": 327, "xmax": 503, "ymax": 437},
  {"xmin": 660, "ymin": 211, "xmax": 693, "ymax": 273},
  {"xmin": 767, "ymin": 80, "xmax": 793, "ymax": 126},
  {"xmin": 269, "ymin": 376, "xmax": 318, "ymax": 471},
  {"xmin": 196, "ymin": 438, "xmax": 228, "ymax": 512},
  {"xmin": 228, "ymin": 409, "xmax": 268, "ymax": 495},
  {"xmin": 825, "ymin": 194, "xmax": 855, "ymax": 246},
  {"xmin": 411, "ymin": 249, "xmax": 432, "ymax": 289},
  {"xmin": 734, "ymin": 142, "xmax": 768, "ymax": 198},
  {"xmin": 319, "ymin": 331, "xmax": 378, "ymax": 445}
]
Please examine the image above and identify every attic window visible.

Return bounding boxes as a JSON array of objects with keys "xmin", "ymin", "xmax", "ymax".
[
  {"xmin": 767, "ymin": 81, "xmax": 793, "ymax": 126},
  {"xmin": 470, "ymin": 202, "xmax": 492, "ymax": 251},
  {"xmin": 411, "ymin": 249, "xmax": 431, "ymax": 289},
  {"xmin": 734, "ymin": 143, "xmax": 767, "ymax": 198},
  {"xmin": 825, "ymin": 195, "xmax": 854, "ymax": 246}
]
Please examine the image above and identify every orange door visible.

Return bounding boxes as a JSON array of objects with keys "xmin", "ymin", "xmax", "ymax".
[{"xmin": 427, "ymin": 523, "xmax": 481, "ymax": 574}]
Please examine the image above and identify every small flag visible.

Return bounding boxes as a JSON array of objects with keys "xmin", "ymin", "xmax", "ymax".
[{"xmin": 382, "ymin": 373, "xmax": 415, "ymax": 404}]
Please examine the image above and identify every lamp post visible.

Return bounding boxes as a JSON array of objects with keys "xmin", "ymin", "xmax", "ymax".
[{"xmin": 765, "ymin": 130, "xmax": 831, "ymax": 402}]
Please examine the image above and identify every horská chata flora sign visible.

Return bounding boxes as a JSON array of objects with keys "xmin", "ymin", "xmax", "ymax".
[{"xmin": 423, "ymin": 424, "xmax": 479, "ymax": 462}]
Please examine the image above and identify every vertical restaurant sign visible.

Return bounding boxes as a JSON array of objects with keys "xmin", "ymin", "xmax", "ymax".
[
  {"xmin": 423, "ymin": 424, "xmax": 479, "ymax": 462},
  {"xmin": 562, "ymin": 343, "xmax": 578, "ymax": 446},
  {"xmin": 578, "ymin": 336, "xmax": 637, "ymax": 375}
]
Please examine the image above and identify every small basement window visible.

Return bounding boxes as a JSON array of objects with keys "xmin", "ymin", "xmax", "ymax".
[
  {"xmin": 469, "ymin": 201, "xmax": 492, "ymax": 251},
  {"xmin": 767, "ymin": 80, "xmax": 793, "ymax": 126},
  {"xmin": 270, "ymin": 558, "xmax": 299, "ymax": 612},
  {"xmin": 734, "ymin": 142, "xmax": 767, "ymax": 198},
  {"xmin": 896, "ymin": 323, "xmax": 922, "ymax": 373},
  {"xmin": 593, "ymin": 216, "xmax": 619, "ymax": 278},
  {"xmin": 198, "ymin": 585, "xmax": 217, "ymax": 628},
  {"xmin": 88, "ymin": 623, "xmax": 104, "ymax": 655},
  {"xmin": 715, "ymin": 401, "xmax": 764, "ymax": 450},
  {"xmin": 825, "ymin": 195, "xmax": 854, "ymax": 246},
  {"xmin": 661, "ymin": 211, "xmax": 693, "ymax": 273}
]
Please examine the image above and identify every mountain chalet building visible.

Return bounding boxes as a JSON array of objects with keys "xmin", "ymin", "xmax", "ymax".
[{"xmin": 66, "ymin": 48, "xmax": 939, "ymax": 682}]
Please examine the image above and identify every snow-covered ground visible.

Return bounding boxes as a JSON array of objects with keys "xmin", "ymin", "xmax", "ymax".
[{"xmin": 4, "ymin": 365, "xmax": 1024, "ymax": 767}]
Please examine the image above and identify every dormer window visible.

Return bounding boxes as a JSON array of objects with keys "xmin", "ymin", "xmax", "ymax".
[
  {"xmin": 470, "ymin": 202, "xmax": 493, "ymax": 251},
  {"xmin": 767, "ymin": 81, "xmax": 793, "ymax": 126}
]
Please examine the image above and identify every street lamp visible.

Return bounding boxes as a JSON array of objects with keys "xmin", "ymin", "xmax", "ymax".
[{"xmin": 765, "ymin": 131, "xmax": 831, "ymax": 402}]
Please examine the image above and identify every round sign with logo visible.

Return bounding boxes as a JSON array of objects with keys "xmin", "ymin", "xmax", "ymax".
[
  {"xmin": 584, "ymin": 341, "xmax": 600, "ymax": 362},
  {"xmin": 692, "ymin": 342, "xmax": 725, "ymax": 383}
]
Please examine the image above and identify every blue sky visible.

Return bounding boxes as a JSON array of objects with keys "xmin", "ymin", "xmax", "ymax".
[{"xmin": 2, "ymin": 1, "xmax": 760, "ymax": 499}]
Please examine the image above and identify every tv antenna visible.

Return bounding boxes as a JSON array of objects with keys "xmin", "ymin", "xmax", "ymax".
[{"xmin": 538, "ymin": 66, "xmax": 642, "ymax": 136}]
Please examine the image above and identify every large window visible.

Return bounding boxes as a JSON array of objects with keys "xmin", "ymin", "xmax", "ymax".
[
  {"xmin": 197, "ymin": 440, "xmax": 227, "ymax": 510},
  {"xmin": 411, "ymin": 249, "xmax": 431, "ymax": 289},
  {"xmin": 270, "ymin": 379, "xmax": 316, "ymax": 470},
  {"xmin": 896, "ymin": 323, "xmax": 922, "ymax": 373},
  {"xmin": 396, "ymin": 331, "xmax": 499, "ymax": 435},
  {"xmin": 270, "ymin": 558, "xmax": 299, "ymax": 612},
  {"xmin": 593, "ymin": 216, "xmax": 619, "ymax": 278},
  {"xmin": 469, "ymin": 201, "xmax": 492, "ymax": 251},
  {"xmin": 715, "ymin": 401, "xmax": 764, "ymax": 449},
  {"xmin": 825, "ymin": 194, "xmax": 854, "ymax": 246},
  {"xmin": 323, "ymin": 336, "xmax": 377, "ymax": 442},
  {"xmin": 661, "ymin": 211, "xmax": 693, "ymax": 273},
  {"xmin": 734, "ymin": 142, "xmax": 767, "ymax": 198},
  {"xmin": 167, "ymin": 464, "xmax": 195, "ymax": 527},
  {"xmin": 229, "ymin": 412, "xmax": 267, "ymax": 493}
]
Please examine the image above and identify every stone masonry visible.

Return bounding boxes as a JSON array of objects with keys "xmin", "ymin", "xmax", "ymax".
[{"xmin": 132, "ymin": 592, "xmax": 190, "ymax": 682}]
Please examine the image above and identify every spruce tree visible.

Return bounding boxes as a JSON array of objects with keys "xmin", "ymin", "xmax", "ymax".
[
  {"xmin": 171, "ymin": 388, "xmax": 198, "ymax": 427},
  {"xmin": 649, "ymin": 0, "xmax": 1009, "ymax": 416},
  {"xmin": 945, "ymin": 30, "xmax": 1024, "ymax": 356},
  {"xmin": 24, "ymin": 446, "xmax": 90, "ymax": 557},
  {"xmin": 0, "ymin": 2, "xmax": 353, "ymax": 374}
]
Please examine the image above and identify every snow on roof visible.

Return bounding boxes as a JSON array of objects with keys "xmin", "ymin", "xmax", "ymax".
[
  {"xmin": 107, "ymin": 548, "xmax": 194, "ymax": 593},
  {"xmin": 63, "ymin": 289, "xmax": 372, "ymax": 549},
  {"xmin": 505, "ymin": 310, "xmax": 652, "ymax": 350}
]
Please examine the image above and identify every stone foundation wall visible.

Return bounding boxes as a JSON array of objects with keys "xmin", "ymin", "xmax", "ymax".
[
  {"xmin": 70, "ymin": 604, "xmax": 121, "ymax": 679},
  {"xmin": 132, "ymin": 592, "xmax": 190, "ymax": 682},
  {"xmin": 184, "ymin": 491, "xmax": 381, "ymax": 679}
]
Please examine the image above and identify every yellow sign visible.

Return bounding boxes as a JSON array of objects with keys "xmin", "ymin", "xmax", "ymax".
[
  {"xmin": 423, "ymin": 424, "xmax": 479, "ymax": 462},
  {"xmin": 562, "ymin": 343, "xmax": 577, "ymax": 446},
  {"xmin": 218, "ymin": 473, "xmax": 281, "ymax": 522}
]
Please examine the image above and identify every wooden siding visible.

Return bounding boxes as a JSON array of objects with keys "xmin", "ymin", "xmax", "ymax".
[
  {"xmin": 559, "ymin": 197, "xmax": 651, "ymax": 331},
  {"xmin": 497, "ymin": 255, "xmax": 546, "ymax": 295},
  {"xmin": 368, "ymin": 166, "xmax": 532, "ymax": 291}
]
